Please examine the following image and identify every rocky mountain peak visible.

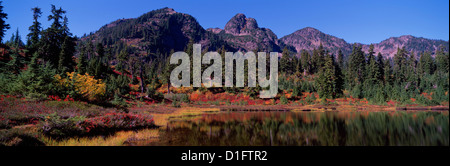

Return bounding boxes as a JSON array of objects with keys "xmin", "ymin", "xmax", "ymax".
[
  {"xmin": 224, "ymin": 13, "xmax": 259, "ymax": 36},
  {"xmin": 162, "ymin": 7, "xmax": 177, "ymax": 14},
  {"xmin": 297, "ymin": 27, "xmax": 320, "ymax": 33}
]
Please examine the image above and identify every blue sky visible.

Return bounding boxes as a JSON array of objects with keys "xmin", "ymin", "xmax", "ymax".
[{"xmin": 2, "ymin": 0, "xmax": 449, "ymax": 44}]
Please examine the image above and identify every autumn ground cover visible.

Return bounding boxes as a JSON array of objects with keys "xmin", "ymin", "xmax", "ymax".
[
  {"xmin": 0, "ymin": 95, "xmax": 157, "ymax": 146},
  {"xmin": 0, "ymin": 90, "xmax": 448, "ymax": 146}
]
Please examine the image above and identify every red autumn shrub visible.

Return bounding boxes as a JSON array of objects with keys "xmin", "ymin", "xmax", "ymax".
[
  {"xmin": 42, "ymin": 112, "xmax": 155, "ymax": 138},
  {"xmin": 77, "ymin": 113, "xmax": 155, "ymax": 133}
]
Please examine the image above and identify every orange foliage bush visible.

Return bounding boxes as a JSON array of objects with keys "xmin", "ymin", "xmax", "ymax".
[
  {"xmin": 129, "ymin": 84, "xmax": 140, "ymax": 92},
  {"xmin": 421, "ymin": 92, "xmax": 433, "ymax": 100},
  {"xmin": 359, "ymin": 98, "xmax": 369, "ymax": 104},
  {"xmin": 285, "ymin": 93, "xmax": 292, "ymax": 99},
  {"xmin": 156, "ymin": 84, "xmax": 193, "ymax": 94}
]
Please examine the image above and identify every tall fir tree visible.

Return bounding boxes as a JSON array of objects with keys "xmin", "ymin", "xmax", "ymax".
[
  {"xmin": 117, "ymin": 46, "xmax": 129, "ymax": 73},
  {"xmin": 294, "ymin": 54, "xmax": 303, "ymax": 74},
  {"xmin": 406, "ymin": 51, "xmax": 417, "ymax": 84},
  {"xmin": 393, "ymin": 47, "xmax": 408, "ymax": 83},
  {"xmin": 77, "ymin": 45, "xmax": 87, "ymax": 75},
  {"xmin": 300, "ymin": 50, "xmax": 311, "ymax": 75},
  {"xmin": 316, "ymin": 54, "xmax": 343, "ymax": 99},
  {"xmin": 337, "ymin": 49, "xmax": 344, "ymax": 70},
  {"xmin": 27, "ymin": 7, "xmax": 42, "ymax": 52},
  {"xmin": 39, "ymin": 5, "xmax": 66, "ymax": 67},
  {"xmin": 376, "ymin": 52, "xmax": 385, "ymax": 82},
  {"xmin": 383, "ymin": 58, "xmax": 393, "ymax": 86},
  {"xmin": 435, "ymin": 46, "xmax": 449, "ymax": 73},
  {"xmin": 311, "ymin": 43, "xmax": 325, "ymax": 74},
  {"xmin": 87, "ymin": 42, "xmax": 109, "ymax": 79},
  {"xmin": 0, "ymin": 1, "xmax": 9, "ymax": 42},
  {"xmin": 365, "ymin": 44, "xmax": 381, "ymax": 85},
  {"xmin": 417, "ymin": 51, "xmax": 435, "ymax": 78},
  {"xmin": 58, "ymin": 36, "xmax": 75, "ymax": 74},
  {"xmin": 280, "ymin": 46, "xmax": 292, "ymax": 74},
  {"xmin": 346, "ymin": 43, "xmax": 366, "ymax": 88},
  {"xmin": 164, "ymin": 49, "xmax": 176, "ymax": 93}
]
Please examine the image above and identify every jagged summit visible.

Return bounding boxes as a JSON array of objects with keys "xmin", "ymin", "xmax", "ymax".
[{"xmin": 224, "ymin": 13, "xmax": 259, "ymax": 36}]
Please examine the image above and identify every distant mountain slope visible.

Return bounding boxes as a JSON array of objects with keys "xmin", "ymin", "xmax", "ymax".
[
  {"xmin": 361, "ymin": 35, "xmax": 449, "ymax": 58},
  {"xmin": 83, "ymin": 7, "xmax": 231, "ymax": 57},
  {"xmin": 279, "ymin": 27, "xmax": 352, "ymax": 55}
]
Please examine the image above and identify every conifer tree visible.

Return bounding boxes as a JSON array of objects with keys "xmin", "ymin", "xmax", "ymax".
[
  {"xmin": 337, "ymin": 49, "xmax": 344, "ymax": 69},
  {"xmin": 417, "ymin": 51, "xmax": 434, "ymax": 77},
  {"xmin": 117, "ymin": 47, "xmax": 129, "ymax": 73},
  {"xmin": 92, "ymin": 43, "xmax": 109, "ymax": 79},
  {"xmin": 14, "ymin": 52, "xmax": 57, "ymax": 97},
  {"xmin": 294, "ymin": 54, "xmax": 303, "ymax": 74},
  {"xmin": 406, "ymin": 51, "xmax": 417, "ymax": 84},
  {"xmin": 162, "ymin": 49, "xmax": 175, "ymax": 93},
  {"xmin": 62, "ymin": 16, "xmax": 71, "ymax": 36},
  {"xmin": 6, "ymin": 48, "xmax": 25, "ymax": 74},
  {"xmin": 27, "ymin": 7, "xmax": 42, "ymax": 52},
  {"xmin": 316, "ymin": 54, "xmax": 343, "ymax": 99},
  {"xmin": 311, "ymin": 43, "xmax": 325, "ymax": 74},
  {"xmin": 376, "ymin": 52, "xmax": 385, "ymax": 81},
  {"xmin": 393, "ymin": 47, "xmax": 408, "ymax": 83},
  {"xmin": 300, "ymin": 50, "xmax": 311, "ymax": 75},
  {"xmin": 39, "ymin": 5, "xmax": 66, "ymax": 67},
  {"xmin": 77, "ymin": 45, "xmax": 87, "ymax": 75},
  {"xmin": 383, "ymin": 58, "xmax": 393, "ymax": 86},
  {"xmin": 0, "ymin": 1, "xmax": 9, "ymax": 42},
  {"xmin": 365, "ymin": 44, "xmax": 381, "ymax": 85},
  {"xmin": 346, "ymin": 44, "xmax": 366, "ymax": 88},
  {"xmin": 280, "ymin": 46, "xmax": 292, "ymax": 74},
  {"xmin": 435, "ymin": 46, "xmax": 449, "ymax": 73},
  {"xmin": 12, "ymin": 28, "xmax": 24, "ymax": 47},
  {"xmin": 58, "ymin": 35, "xmax": 75, "ymax": 74}
]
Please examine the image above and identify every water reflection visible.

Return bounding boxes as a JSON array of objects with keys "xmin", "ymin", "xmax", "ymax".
[{"xmin": 153, "ymin": 111, "xmax": 448, "ymax": 146}]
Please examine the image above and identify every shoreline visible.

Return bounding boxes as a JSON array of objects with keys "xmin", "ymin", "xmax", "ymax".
[{"xmin": 172, "ymin": 104, "xmax": 449, "ymax": 112}]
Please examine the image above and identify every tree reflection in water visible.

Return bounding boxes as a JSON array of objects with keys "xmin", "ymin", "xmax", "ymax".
[{"xmin": 155, "ymin": 111, "xmax": 448, "ymax": 146}]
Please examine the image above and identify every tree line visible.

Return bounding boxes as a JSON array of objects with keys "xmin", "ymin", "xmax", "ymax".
[{"xmin": 278, "ymin": 41, "xmax": 448, "ymax": 105}]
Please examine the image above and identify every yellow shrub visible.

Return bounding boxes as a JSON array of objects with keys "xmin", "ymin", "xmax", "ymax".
[
  {"xmin": 55, "ymin": 72, "xmax": 106, "ymax": 101},
  {"xmin": 130, "ymin": 84, "xmax": 140, "ymax": 91}
]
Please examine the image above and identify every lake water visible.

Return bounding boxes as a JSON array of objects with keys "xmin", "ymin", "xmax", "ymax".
[{"xmin": 151, "ymin": 110, "xmax": 449, "ymax": 146}]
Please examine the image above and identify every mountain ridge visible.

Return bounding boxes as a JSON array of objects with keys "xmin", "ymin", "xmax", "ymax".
[{"xmin": 83, "ymin": 7, "xmax": 449, "ymax": 59}]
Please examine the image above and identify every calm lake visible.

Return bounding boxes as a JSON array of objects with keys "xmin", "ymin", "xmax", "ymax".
[{"xmin": 150, "ymin": 110, "xmax": 449, "ymax": 146}]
